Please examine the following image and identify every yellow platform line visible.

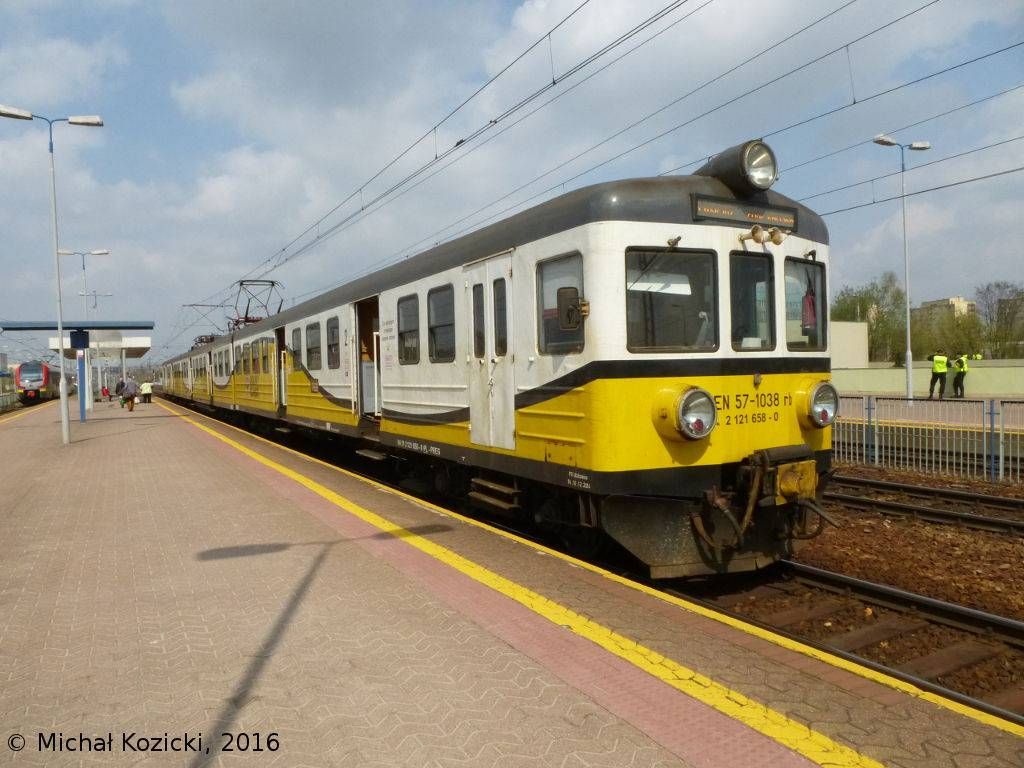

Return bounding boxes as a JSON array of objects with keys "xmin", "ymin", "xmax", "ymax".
[
  {"xmin": 155, "ymin": 399, "xmax": 882, "ymax": 767},
  {"xmin": 156, "ymin": 398, "xmax": 1024, "ymax": 741},
  {"xmin": 0, "ymin": 399, "xmax": 56, "ymax": 426}
]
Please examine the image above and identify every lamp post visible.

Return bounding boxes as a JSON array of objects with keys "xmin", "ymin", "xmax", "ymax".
[
  {"xmin": 0, "ymin": 104, "xmax": 104, "ymax": 444},
  {"xmin": 61, "ymin": 248, "xmax": 110, "ymax": 413},
  {"xmin": 873, "ymin": 134, "xmax": 930, "ymax": 400}
]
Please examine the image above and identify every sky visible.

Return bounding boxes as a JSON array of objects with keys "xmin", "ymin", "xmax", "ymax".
[{"xmin": 1, "ymin": 0, "xmax": 1022, "ymax": 364}]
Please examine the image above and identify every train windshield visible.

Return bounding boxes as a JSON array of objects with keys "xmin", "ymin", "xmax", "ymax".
[
  {"xmin": 785, "ymin": 258, "xmax": 827, "ymax": 350},
  {"xmin": 626, "ymin": 250, "xmax": 716, "ymax": 352},
  {"xmin": 19, "ymin": 363, "xmax": 43, "ymax": 381},
  {"xmin": 730, "ymin": 253, "xmax": 775, "ymax": 351}
]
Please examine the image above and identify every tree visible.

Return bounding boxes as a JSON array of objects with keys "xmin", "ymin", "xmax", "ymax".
[
  {"xmin": 832, "ymin": 271, "xmax": 906, "ymax": 364},
  {"xmin": 974, "ymin": 281, "xmax": 1023, "ymax": 358}
]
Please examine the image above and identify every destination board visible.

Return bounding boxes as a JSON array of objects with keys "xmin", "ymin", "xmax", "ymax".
[{"xmin": 693, "ymin": 194, "xmax": 797, "ymax": 229}]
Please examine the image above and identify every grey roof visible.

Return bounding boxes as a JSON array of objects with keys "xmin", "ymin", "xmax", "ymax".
[
  {"xmin": 1, "ymin": 320, "xmax": 155, "ymax": 331},
  {"xmin": 167, "ymin": 174, "xmax": 827, "ymax": 362}
]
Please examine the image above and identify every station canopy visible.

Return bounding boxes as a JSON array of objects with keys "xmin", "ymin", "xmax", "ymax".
[{"xmin": 0, "ymin": 320, "xmax": 155, "ymax": 360}]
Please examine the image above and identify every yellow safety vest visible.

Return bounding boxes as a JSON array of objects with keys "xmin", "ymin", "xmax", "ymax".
[{"xmin": 931, "ymin": 355, "xmax": 948, "ymax": 373}]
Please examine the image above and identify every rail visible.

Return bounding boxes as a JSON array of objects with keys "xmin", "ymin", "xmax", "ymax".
[{"xmin": 668, "ymin": 561, "xmax": 1024, "ymax": 726}]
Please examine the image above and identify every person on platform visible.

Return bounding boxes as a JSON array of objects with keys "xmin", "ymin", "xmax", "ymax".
[
  {"xmin": 101, "ymin": 385, "xmax": 110, "ymax": 402},
  {"xmin": 123, "ymin": 376, "xmax": 140, "ymax": 412},
  {"xmin": 140, "ymin": 380, "xmax": 153, "ymax": 404},
  {"xmin": 115, "ymin": 378, "xmax": 126, "ymax": 408},
  {"xmin": 926, "ymin": 349, "xmax": 948, "ymax": 400},
  {"xmin": 951, "ymin": 352, "xmax": 982, "ymax": 398}
]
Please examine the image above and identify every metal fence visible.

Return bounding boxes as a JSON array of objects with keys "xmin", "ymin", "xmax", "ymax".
[
  {"xmin": 834, "ymin": 396, "xmax": 1022, "ymax": 482},
  {"xmin": 1000, "ymin": 400, "xmax": 1024, "ymax": 482},
  {"xmin": 0, "ymin": 392, "xmax": 17, "ymax": 413}
]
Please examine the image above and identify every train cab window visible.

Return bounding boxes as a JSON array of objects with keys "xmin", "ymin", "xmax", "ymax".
[
  {"xmin": 493, "ymin": 278, "xmax": 508, "ymax": 357},
  {"xmin": 397, "ymin": 295, "xmax": 419, "ymax": 364},
  {"xmin": 326, "ymin": 317, "xmax": 341, "ymax": 369},
  {"xmin": 537, "ymin": 252, "xmax": 584, "ymax": 354},
  {"xmin": 242, "ymin": 344, "xmax": 250, "ymax": 374},
  {"xmin": 428, "ymin": 285, "xmax": 455, "ymax": 363},
  {"xmin": 626, "ymin": 249, "xmax": 716, "ymax": 352},
  {"xmin": 472, "ymin": 283, "xmax": 485, "ymax": 359},
  {"xmin": 785, "ymin": 258, "xmax": 826, "ymax": 350},
  {"xmin": 306, "ymin": 323, "xmax": 322, "ymax": 371},
  {"xmin": 730, "ymin": 253, "xmax": 776, "ymax": 351}
]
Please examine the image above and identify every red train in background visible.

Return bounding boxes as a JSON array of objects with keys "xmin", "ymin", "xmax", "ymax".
[{"xmin": 15, "ymin": 360, "xmax": 61, "ymax": 404}]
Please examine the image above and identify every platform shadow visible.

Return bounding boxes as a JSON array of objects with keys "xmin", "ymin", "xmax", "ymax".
[{"xmin": 188, "ymin": 520, "xmax": 452, "ymax": 766}]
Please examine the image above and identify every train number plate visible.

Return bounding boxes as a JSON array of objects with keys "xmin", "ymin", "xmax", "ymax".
[{"xmin": 713, "ymin": 391, "xmax": 792, "ymax": 426}]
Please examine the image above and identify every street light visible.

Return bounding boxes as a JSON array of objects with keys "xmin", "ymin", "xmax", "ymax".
[
  {"xmin": 0, "ymin": 104, "xmax": 104, "ymax": 444},
  {"xmin": 873, "ymin": 133, "xmax": 930, "ymax": 400},
  {"xmin": 60, "ymin": 248, "xmax": 110, "ymax": 413}
]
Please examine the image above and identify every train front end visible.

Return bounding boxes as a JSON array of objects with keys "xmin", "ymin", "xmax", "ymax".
[
  {"xmin": 589, "ymin": 141, "xmax": 836, "ymax": 578},
  {"xmin": 14, "ymin": 362, "xmax": 50, "ymax": 404}
]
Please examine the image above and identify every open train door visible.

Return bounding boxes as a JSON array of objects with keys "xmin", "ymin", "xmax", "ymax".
[
  {"xmin": 274, "ymin": 327, "xmax": 287, "ymax": 414},
  {"xmin": 355, "ymin": 297, "xmax": 381, "ymax": 420},
  {"xmin": 463, "ymin": 252, "xmax": 515, "ymax": 450}
]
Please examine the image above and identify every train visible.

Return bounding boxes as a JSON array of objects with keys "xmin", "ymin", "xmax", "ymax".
[
  {"xmin": 161, "ymin": 139, "xmax": 838, "ymax": 578},
  {"xmin": 15, "ymin": 360, "xmax": 62, "ymax": 404}
]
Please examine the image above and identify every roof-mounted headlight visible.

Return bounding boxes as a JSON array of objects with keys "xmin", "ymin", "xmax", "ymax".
[{"xmin": 695, "ymin": 139, "xmax": 778, "ymax": 196}]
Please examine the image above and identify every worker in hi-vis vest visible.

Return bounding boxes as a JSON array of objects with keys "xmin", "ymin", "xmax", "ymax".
[
  {"xmin": 952, "ymin": 352, "xmax": 983, "ymax": 398},
  {"xmin": 926, "ymin": 349, "xmax": 948, "ymax": 400}
]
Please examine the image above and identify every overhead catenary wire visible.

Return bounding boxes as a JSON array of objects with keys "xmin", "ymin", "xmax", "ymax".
[
  {"xmin": 818, "ymin": 164, "xmax": 1024, "ymax": 216},
  {"xmin": 272, "ymin": 11, "xmax": 1021, "ymax": 313},
  {"xmin": 202, "ymin": 0, "xmax": 707, "ymax": 304},
  {"xmin": 278, "ymin": 0, "xmax": 876, "ymax": 304},
  {"xmin": 798, "ymin": 133, "xmax": 1024, "ymax": 202}
]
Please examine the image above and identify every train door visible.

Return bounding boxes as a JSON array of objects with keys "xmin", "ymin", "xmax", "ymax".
[
  {"xmin": 463, "ymin": 253, "xmax": 515, "ymax": 450},
  {"xmin": 274, "ymin": 327, "xmax": 287, "ymax": 412},
  {"xmin": 355, "ymin": 297, "xmax": 381, "ymax": 419}
]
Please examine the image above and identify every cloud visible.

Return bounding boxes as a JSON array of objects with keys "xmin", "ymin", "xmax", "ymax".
[{"xmin": 0, "ymin": 36, "xmax": 127, "ymax": 108}]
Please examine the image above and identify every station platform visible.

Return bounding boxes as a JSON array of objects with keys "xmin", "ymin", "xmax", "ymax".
[{"xmin": 1, "ymin": 399, "xmax": 1021, "ymax": 767}]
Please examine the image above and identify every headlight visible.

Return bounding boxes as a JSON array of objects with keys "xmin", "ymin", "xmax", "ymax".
[
  {"xmin": 695, "ymin": 139, "xmax": 778, "ymax": 195},
  {"xmin": 809, "ymin": 382, "xmax": 839, "ymax": 427},
  {"xmin": 743, "ymin": 141, "xmax": 777, "ymax": 190},
  {"xmin": 677, "ymin": 388, "xmax": 717, "ymax": 439}
]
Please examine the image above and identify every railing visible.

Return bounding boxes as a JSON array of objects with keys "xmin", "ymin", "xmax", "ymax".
[
  {"xmin": 834, "ymin": 396, "xmax": 1022, "ymax": 482},
  {"xmin": 1000, "ymin": 400, "xmax": 1024, "ymax": 482},
  {"xmin": 0, "ymin": 392, "xmax": 18, "ymax": 413}
]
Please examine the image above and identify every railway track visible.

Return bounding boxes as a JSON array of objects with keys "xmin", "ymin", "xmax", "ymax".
[
  {"xmin": 669, "ymin": 560, "xmax": 1024, "ymax": 724},
  {"xmin": 824, "ymin": 474, "xmax": 1024, "ymax": 535},
  {"xmin": 164, "ymin": 398, "xmax": 1024, "ymax": 725}
]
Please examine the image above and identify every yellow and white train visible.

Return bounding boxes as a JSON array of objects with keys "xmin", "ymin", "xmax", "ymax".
[{"xmin": 161, "ymin": 140, "xmax": 838, "ymax": 578}]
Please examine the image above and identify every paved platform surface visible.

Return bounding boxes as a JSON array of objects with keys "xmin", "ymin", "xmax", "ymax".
[{"xmin": 0, "ymin": 398, "xmax": 1021, "ymax": 767}]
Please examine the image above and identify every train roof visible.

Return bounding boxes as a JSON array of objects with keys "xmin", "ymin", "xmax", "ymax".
[{"xmin": 168, "ymin": 173, "xmax": 828, "ymax": 362}]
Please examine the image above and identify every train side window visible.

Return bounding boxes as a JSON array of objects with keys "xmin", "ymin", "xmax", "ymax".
[
  {"xmin": 428, "ymin": 285, "xmax": 455, "ymax": 363},
  {"xmin": 243, "ymin": 343, "xmax": 250, "ymax": 374},
  {"xmin": 326, "ymin": 317, "xmax": 341, "ymax": 369},
  {"xmin": 730, "ymin": 252, "xmax": 776, "ymax": 351},
  {"xmin": 234, "ymin": 345, "xmax": 241, "ymax": 373},
  {"xmin": 397, "ymin": 295, "xmax": 419, "ymax": 365},
  {"xmin": 472, "ymin": 283, "xmax": 485, "ymax": 359},
  {"xmin": 626, "ymin": 248, "xmax": 717, "ymax": 352},
  {"xmin": 290, "ymin": 328, "xmax": 301, "ymax": 369},
  {"xmin": 493, "ymin": 278, "xmax": 507, "ymax": 357},
  {"xmin": 784, "ymin": 258, "xmax": 826, "ymax": 351},
  {"xmin": 306, "ymin": 323, "xmax": 322, "ymax": 371},
  {"xmin": 261, "ymin": 340, "xmax": 269, "ymax": 373},
  {"xmin": 537, "ymin": 252, "xmax": 584, "ymax": 354}
]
